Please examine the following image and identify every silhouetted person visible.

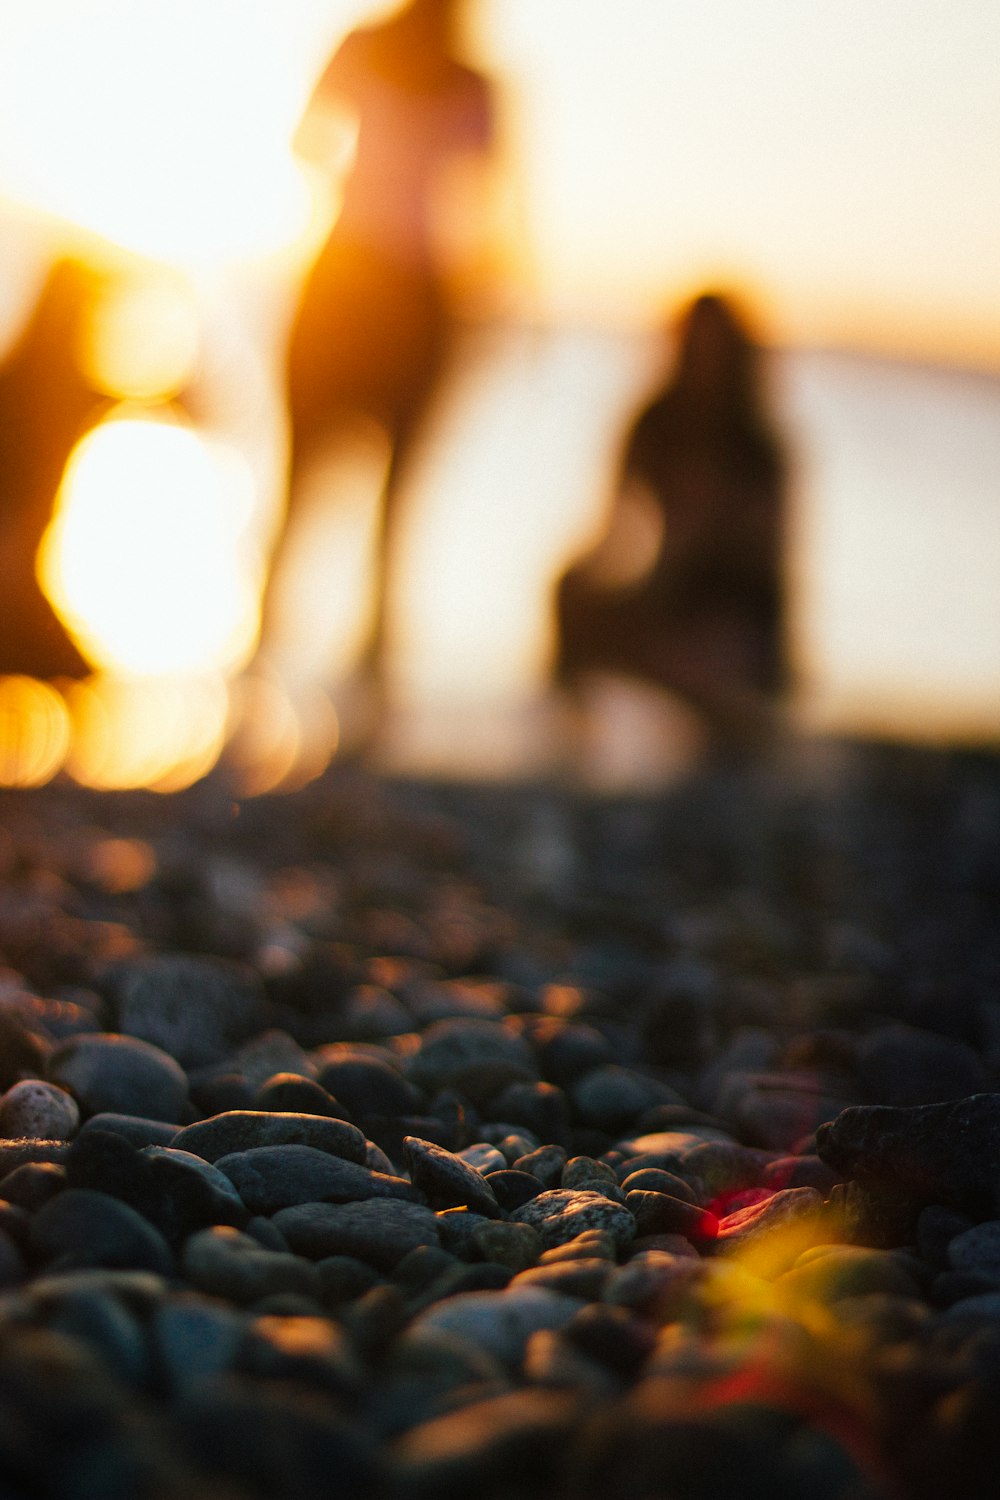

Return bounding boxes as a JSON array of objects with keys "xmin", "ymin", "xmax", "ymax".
[
  {"xmin": 258, "ymin": 0, "xmax": 495, "ymax": 723},
  {"xmin": 554, "ymin": 292, "xmax": 789, "ymax": 750},
  {"xmin": 0, "ymin": 258, "xmax": 105, "ymax": 679}
]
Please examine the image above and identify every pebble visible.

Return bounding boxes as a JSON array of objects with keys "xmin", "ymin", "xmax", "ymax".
[
  {"xmin": 172, "ymin": 1109, "xmax": 367, "ymax": 1165},
  {"xmin": 405, "ymin": 1018, "xmax": 539, "ymax": 1106},
  {"xmin": 816, "ymin": 1093, "xmax": 1000, "ymax": 1218},
  {"xmin": 214, "ymin": 1144, "xmax": 421, "ymax": 1215},
  {"xmin": 857, "ymin": 1023, "xmax": 986, "ymax": 1107},
  {"xmin": 0, "ymin": 1079, "xmax": 79, "ymax": 1140},
  {"xmin": 106, "ymin": 952, "xmax": 265, "ymax": 1067},
  {"xmin": 47, "ymin": 1032, "xmax": 189, "ymax": 1122},
  {"xmin": 471, "ymin": 1220, "xmax": 543, "ymax": 1273},
  {"xmin": 273, "ymin": 1199, "xmax": 442, "ymax": 1269},
  {"xmin": 29, "ymin": 1188, "xmax": 174, "ymax": 1276},
  {"xmin": 571, "ymin": 1065, "xmax": 683, "ymax": 1132},
  {"xmin": 456, "ymin": 1142, "xmax": 507, "ymax": 1176},
  {"xmin": 512, "ymin": 1189, "xmax": 636, "ymax": 1252},
  {"xmin": 315, "ymin": 1051, "xmax": 421, "ymax": 1118},
  {"xmin": 484, "ymin": 1168, "xmax": 545, "ymax": 1211},
  {"xmin": 947, "ymin": 1221, "xmax": 1000, "ymax": 1278},
  {"xmin": 403, "ymin": 1136, "xmax": 501, "ymax": 1217},
  {"xmin": 78, "ymin": 1112, "xmax": 180, "ymax": 1148},
  {"xmin": 408, "ymin": 1287, "xmax": 585, "ymax": 1369},
  {"xmin": 715, "ymin": 1186, "xmax": 827, "ymax": 1272}
]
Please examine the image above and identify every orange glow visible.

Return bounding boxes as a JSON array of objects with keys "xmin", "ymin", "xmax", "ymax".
[
  {"xmin": 78, "ymin": 271, "xmax": 201, "ymax": 401},
  {"xmin": 64, "ymin": 674, "xmax": 229, "ymax": 791},
  {"xmin": 0, "ymin": 676, "xmax": 72, "ymax": 787},
  {"xmin": 38, "ymin": 412, "xmax": 260, "ymax": 678}
]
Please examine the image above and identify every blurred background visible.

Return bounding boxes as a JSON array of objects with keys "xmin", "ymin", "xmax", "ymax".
[{"xmin": 0, "ymin": 0, "xmax": 998, "ymax": 790}]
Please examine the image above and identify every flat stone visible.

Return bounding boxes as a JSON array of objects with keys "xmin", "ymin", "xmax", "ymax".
[
  {"xmin": 172, "ymin": 1111, "xmax": 366, "ymax": 1165},
  {"xmin": 47, "ymin": 1033, "xmax": 188, "ymax": 1122},
  {"xmin": 409, "ymin": 1287, "xmax": 585, "ymax": 1369},
  {"xmin": 273, "ymin": 1199, "xmax": 442, "ymax": 1269},
  {"xmin": 214, "ymin": 1145, "xmax": 420, "ymax": 1215},
  {"xmin": 403, "ymin": 1136, "xmax": 501, "ymax": 1217}
]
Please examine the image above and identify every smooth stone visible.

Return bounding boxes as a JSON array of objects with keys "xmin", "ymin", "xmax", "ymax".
[
  {"xmin": 254, "ymin": 1074, "xmax": 351, "ymax": 1120},
  {"xmin": 0, "ymin": 1079, "xmax": 79, "ymax": 1140},
  {"xmin": 620, "ymin": 1168, "xmax": 699, "ymax": 1204},
  {"xmin": 409, "ymin": 1287, "xmax": 585, "ymax": 1369},
  {"xmin": 513, "ymin": 1258, "xmax": 614, "ymax": 1300},
  {"xmin": 816, "ymin": 1093, "xmax": 1000, "ymax": 1217},
  {"xmin": 47, "ymin": 1033, "xmax": 188, "ymax": 1122},
  {"xmin": 625, "ymin": 1190, "xmax": 718, "ymax": 1242},
  {"xmin": 561, "ymin": 1156, "xmax": 624, "ymax": 1202},
  {"xmin": 240, "ymin": 1313, "xmax": 362, "ymax": 1398},
  {"xmin": 0, "ymin": 1162, "xmax": 66, "ymax": 1210},
  {"xmin": 182, "ymin": 1225, "xmax": 322, "ymax": 1304},
  {"xmin": 570, "ymin": 1066, "xmax": 683, "ymax": 1131},
  {"xmin": 457, "ymin": 1143, "xmax": 507, "ymax": 1176},
  {"xmin": 512, "ymin": 1145, "xmax": 567, "ymax": 1188},
  {"xmin": 273, "ymin": 1199, "xmax": 442, "ymax": 1269},
  {"xmin": 315, "ymin": 1255, "xmax": 384, "ymax": 1304},
  {"xmin": 948, "ymin": 1221, "xmax": 1000, "ymax": 1277},
  {"xmin": 106, "ymin": 953, "xmax": 265, "ymax": 1067},
  {"xmin": 678, "ymin": 1141, "xmax": 768, "ymax": 1199},
  {"xmin": 484, "ymin": 1169, "xmax": 545, "ymax": 1212},
  {"xmin": 471, "ymin": 1220, "xmax": 543, "ymax": 1273},
  {"xmin": 139, "ymin": 1146, "xmax": 249, "ymax": 1229},
  {"xmin": 715, "ymin": 1187, "xmax": 825, "ymax": 1271},
  {"xmin": 512, "ymin": 1189, "xmax": 636, "ymax": 1251},
  {"xmin": 434, "ymin": 1208, "xmax": 496, "ymax": 1259},
  {"xmin": 538, "ymin": 1229, "xmax": 617, "ymax": 1264},
  {"xmin": 172, "ymin": 1110, "xmax": 366, "ymax": 1165},
  {"xmin": 29, "ymin": 1188, "xmax": 174, "ymax": 1276},
  {"xmin": 214, "ymin": 1144, "xmax": 420, "ymax": 1215},
  {"xmin": 857, "ymin": 1023, "xmax": 986, "ymax": 1108},
  {"xmin": 916, "ymin": 1204, "xmax": 976, "ymax": 1270},
  {"xmin": 234, "ymin": 1030, "xmax": 316, "ymax": 1090},
  {"xmin": 405, "ymin": 1019, "xmax": 539, "ymax": 1107},
  {"xmin": 488, "ymin": 1081, "xmax": 571, "ymax": 1146},
  {"xmin": 403, "ymin": 1136, "xmax": 501, "ymax": 1217},
  {"xmin": 79, "ymin": 1113, "xmax": 180, "ymax": 1149},
  {"xmin": 315, "ymin": 1052, "xmax": 421, "ymax": 1118},
  {"xmin": 152, "ymin": 1296, "xmax": 248, "ymax": 1392},
  {"xmin": 776, "ymin": 1246, "xmax": 923, "ymax": 1304},
  {"xmin": 393, "ymin": 1387, "xmax": 580, "ymax": 1491}
]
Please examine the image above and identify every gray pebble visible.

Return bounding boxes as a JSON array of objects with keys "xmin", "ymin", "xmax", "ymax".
[
  {"xmin": 107, "ymin": 953, "xmax": 265, "ymax": 1067},
  {"xmin": 457, "ymin": 1143, "xmax": 507, "ymax": 1176},
  {"xmin": 273, "ymin": 1199, "xmax": 442, "ymax": 1269},
  {"xmin": 47, "ymin": 1033, "xmax": 188, "ymax": 1122},
  {"xmin": 512, "ymin": 1189, "xmax": 636, "ymax": 1252},
  {"xmin": 0, "ymin": 1080, "xmax": 79, "ymax": 1140},
  {"xmin": 182, "ymin": 1225, "xmax": 321, "ymax": 1304},
  {"xmin": 214, "ymin": 1144, "xmax": 420, "ymax": 1215},
  {"xmin": 405, "ymin": 1019, "xmax": 538, "ymax": 1106},
  {"xmin": 29, "ymin": 1188, "xmax": 174, "ymax": 1276},
  {"xmin": 172, "ymin": 1110, "xmax": 367, "ymax": 1165},
  {"xmin": 948, "ymin": 1221, "xmax": 1000, "ymax": 1277},
  {"xmin": 409, "ymin": 1287, "xmax": 585, "ymax": 1369},
  {"xmin": 403, "ymin": 1136, "xmax": 501, "ymax": 1217}
]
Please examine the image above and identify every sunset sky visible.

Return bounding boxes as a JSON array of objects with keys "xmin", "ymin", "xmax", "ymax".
[{"xmin": 0, "ymin": 0, "xmax": 997, "ymax": 365}]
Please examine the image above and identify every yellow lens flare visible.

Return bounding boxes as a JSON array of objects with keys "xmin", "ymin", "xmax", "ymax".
[
  {"xmin": 38, "ymin": 411, "xmax": 260, "ymax": 679},
  {"xmin": 0, "ymin": 676, "xmax": 73, "ymax": 788},
  {"xmin": 64, "ymin": 674, "xmax": 229, "ymax": 792},
  {"xmin": 78, "ymin": 271, "xmax": 201, "ymax": 402}
]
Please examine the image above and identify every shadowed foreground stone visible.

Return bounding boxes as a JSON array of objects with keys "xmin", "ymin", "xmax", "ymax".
[{"xmin": 816, "ymin": 1094, "xmax": 1000, "ymax": 1217}]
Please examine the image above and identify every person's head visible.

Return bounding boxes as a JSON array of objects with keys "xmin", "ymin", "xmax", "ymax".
[
  {"xmin": 398, "ymin": 0, "xmax": 464, "ymax": 51},
  {"xmin": 672, "ymin": 292, "xmax": 761, "ymax": 410}
]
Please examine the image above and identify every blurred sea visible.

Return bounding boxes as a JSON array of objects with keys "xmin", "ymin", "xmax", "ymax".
[{"xmin": 280, "ymin": 323, "xmax": 1000, "ymax": 779}]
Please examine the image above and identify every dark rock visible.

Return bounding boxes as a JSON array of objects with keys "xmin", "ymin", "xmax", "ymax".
[
  {"xmin": 273, "ymin": 1199, "xmax": 442, "ymax": 1269},
  {"xmin": 488, "ymin": 1081, "xmax": 571, "ymax": 1146},
  {"xmin": 620, "ymin": 1167, "xmax": 699, "ymax": 1203},
  {"xmin": 29, "ymin": 1188, "xmax": 174, "ymax": 1275},
  {"xmin": 816, "ymin": 1093, "xmax": 1000, "ymax": 1218},
  {"xmin": 916, "ymin": 1204, "xmax": 976, "ymax": 1271},
  {"xmin": 393, "ymin": 1387, "xmax": 579, "ymax": 1498},
  {"xmin": 0, "ymin": 1078, "xmax": 79, "ymax": 1139},
  {"xmin": 858, "ymin": 1023, "xmax": 986, "ymax": 1107},
  {"xmin": 403, "ymin": 1135, "xmax": 501, "ymax": 1217},
  {"xmin": 105, "ymin": 953, "xmax": 265, "ymax": 1067},
  {"xmin": 182, "ymin": 1224, "xmax": 322, "ymax": 1304},
  {"xmin": 0, "ymin": 1011, "xmax": 48, "ymax": 1088},
  {"xmin": 948, "ymin": 1221, "xmax": 1000, "ymax": 1278},
  {"xmin": 484, "ymin": 1169, "xmax": 545, "ymax": 1211},
  {"xmin": 0, "ymin": 1161, "xmax": 67, "ymax": 1210},
  {"xmin": 512, "ymin": 1189, "xmax": 636, "ymax": 1252},
  {"xmin": 513, "ymin": 1258, "xmax": 613, "ymax": 1300},
  {"xmin": 625, "ymin": 1189, "xmax": 718, "ymax": 1242},
  {"xmin": 405, "ymin": 1018, "xmax": 538, "ymax": 1107},
  {"xmin": 78, "ymin": 1112, "xmax": 180, "ymax": 1149},
  {"xmin": 408, "ymin": 1288, "xmax": 585, "ymax": 1370},
  {"xmin": 315, "ymin": 1051, "xmax": 422, "ymax": 1118},
  {"xmin": 214, "ymin": 1144, "xmax": 420, "ymax": 1215},
  {"xmin": 151, "ymin": 1295, "xmax": 247, "ymax": 1393},
  {"xmin": 571, "ymin": 1065, "xmax": 683, "ymax": 1133},
  {"xmin": 512, "ymin": 1144, "xmax": 567, "ymax": 1188},
  {"xmin": 315, "ymin": 1254, "xmax": 383, "ymax": 1305},
  {"xmin": 47, "ymin": 1032, "xmax": 189, "ymax": 1122},
  {"xmin": 254, "ymin": 1072, "xmax": 352, "ymax": 1119},
  {"xmin": 172, "ymin": 1109, "xmax": 367, "ymax": 1165}
]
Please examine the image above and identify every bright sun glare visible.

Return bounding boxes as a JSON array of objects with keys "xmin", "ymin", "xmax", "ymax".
[{"xmin": 39, "ymin": 414, "xmax": 260, "ymax": 677}]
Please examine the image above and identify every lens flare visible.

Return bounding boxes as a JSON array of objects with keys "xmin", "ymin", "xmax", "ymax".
[
  {"xmin": 78, "ymin": 271, "xmax": 201, "ymax": 401},
  {"xmin": 64, "ymin": 674, "xmax": 229, "ymax": 791},
  {"xmin": 0, "ymin": 676, "xmax": 72, "ymax": 787},
  {"xmin": 38, "ymin": 411, "xmax": 260, "ymax": 678}
]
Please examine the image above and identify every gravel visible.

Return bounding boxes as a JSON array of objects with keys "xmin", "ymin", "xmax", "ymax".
[{"xmin": 0, "ymin": 742, "xmax": 998, "ymax": 1497}]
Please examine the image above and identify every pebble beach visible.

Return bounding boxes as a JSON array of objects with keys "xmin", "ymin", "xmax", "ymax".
[{"xmin": 1, "ymin": 739, "xmax": 1000, "ymax": 1498}]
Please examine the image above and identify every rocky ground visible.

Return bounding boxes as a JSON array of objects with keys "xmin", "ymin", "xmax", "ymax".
[{"xmin": 0, "ymin": 739, "xmax": 1000, "ymax": 1498}]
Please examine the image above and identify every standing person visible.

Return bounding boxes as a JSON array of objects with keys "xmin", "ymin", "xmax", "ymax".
[
  {"xmin": 554, "ymin": 292, "xmax": 790, "ymax": 753},
  {"xmin": 0, "ymin": 258, "xmax": 104, "ymax": 680},
  {"xmin": 257, "ymin": 0, "xmax": 496, "ymax": 735}
]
